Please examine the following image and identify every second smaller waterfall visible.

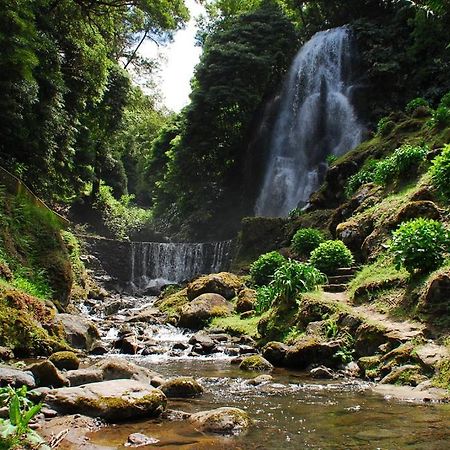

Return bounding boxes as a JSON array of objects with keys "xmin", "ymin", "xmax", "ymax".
[{"xmin": 130, "ymin": 240, "xmax": 233, "ymax": 291}]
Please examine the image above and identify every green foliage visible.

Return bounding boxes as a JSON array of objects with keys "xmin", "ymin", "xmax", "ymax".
[
  {"xmin": 255, "ymin": 285, "xmax": 277, "ymax": 314},
  {"xmin": 391, "ymin": 218, "xmax": 449, "ymax": 274},
  {"xmin": 439, "ymin": 92, "xmax": 450, "ymax": 108},
  {"xmin": 430, "ymin": 144, "xmax": 450, "ymax": 200},
  {"xmin": 150, "ymin": 2, "xmax": 298, "ymax": 238},
  {"xmin": 271, "ymin": 260, "xmax": 326, "ymax": 304},
  {"xmin": 326, "ymin": 154, "xmax": 338, "ymax": 165},
  {"xmin": 94, "ymin": 184, "xmax": 152, "ymax": 240},
  {"xmin": 291, "ymin": 228, "xmax": 325, "ymax": 258},
  {"xmin": 430, "ymin": 106, "xmax": 450, "ymax": 128},
  {"xmin": 376, "ymin": 116, "xmax": 395, "ymax": 136},
  {"xmin": 288, "ymin": 207, "xmax": 303, "ymax": 219},
  {"xmin": 310, "ymin": 240, "xmax": 354, "ymax": 275},
  {"xmin": 0, "ymin": 385, "xmax": 49, "ymax": 450},
  {"xmin": 346, "ymin": 144, "xmax": 428, "ymax": 196},
  {"xmin": 345, "ymin": 160, "xmax": 378, "ymax": 197},
  {"xmin": 374, "ymin": 144, "xmax": 428, "ymax": 185},
  {"xmin": 250, "ymin": 251, "xmax": 286, "ymax": 286},
  {"xmin": 405, "ymin": 97, "xmax": 430, "ymax": 114}
]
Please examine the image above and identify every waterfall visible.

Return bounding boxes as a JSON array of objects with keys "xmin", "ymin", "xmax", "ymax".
[
  {"xmin": 255, "ymin": 27, "xmax": 364, "ymax": 217},
  {"xmin": 129, "ymin": 240, "xmax": 233, "ymax": 291}
]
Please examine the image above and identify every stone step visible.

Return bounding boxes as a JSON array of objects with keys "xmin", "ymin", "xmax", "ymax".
[
  {"xmin": 323, "ymin": 284, "xmax": 347, "ymax": 293},
  {"xmin": 335, "ymin": 267, "xmax": 360, "ymax": 276},
  {"xmin": 327, "ymin": 274, "xmax": 354, "ymax": 284}
]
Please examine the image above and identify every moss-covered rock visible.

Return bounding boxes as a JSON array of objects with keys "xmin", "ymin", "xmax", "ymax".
[
  {"xmin": 357, "ymin": 355, "xmax": 382, "ymax": 379},
  {"xmin": 187, "ymin": 272, "xmax": 243, "ymax": 301},
  {"xmin": 188, "ymin": 407, "xmax": 252, "ymax": 435},
  {"xmin": 155, "ymin": 287, "xmax": 189, "ymax": 322},
  {"xmin": 57, "ymin": 313, "xmax": 100, "ymax": 351},
  {"xmin": 28, "ymin": 360, "xmax": 69, "ymax": 388},
  {"xmin": 160, "ymin": 377, "xmax": 203, "ymax": 398},
  {"xmin": 380, "ymin": 365, "xmax": 427, "ymax": 386},
  {"xmin": 0, "ymin": 287, "xmax": 69, "ymax": 357},
  {"xmin": 285, "ymin": 337, "xmax": 342, "ymax": 369},
  {"xmin": 178, "ymin": 293, "xmax": 233, "ymax": 330},
  {"xmin": 49, "ymin": 351, "xmax": 80, "ymax": 371},
  {"xmin": 239, "ymin": 355, "xmax": 273, "ymax": 372},
  {"xmin": 354, "ymin": 323, "xmax": 388, "ymax": 357},
  {"xmin": 236, "ymin": 288, "xmax": 256, "ymax": 313},
  {"xmin": 47, "ymin": 380, "xmax": 167, "ymax": 421},
  {"xmin": 262, "ymin": 341, "xmax": 289, "ymax": 366}
]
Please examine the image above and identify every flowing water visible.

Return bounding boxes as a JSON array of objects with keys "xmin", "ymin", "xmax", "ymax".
[
  {"xmin": 77, "ymin": 296, "xmax": 450, "ymax": 450},
  {"xmin": 129, "ymin": 240, "xmax": 233, "ymax": 292},
  {"xmin": 255, "ymin": 27, "xmax": 364, "ymax": 217}
]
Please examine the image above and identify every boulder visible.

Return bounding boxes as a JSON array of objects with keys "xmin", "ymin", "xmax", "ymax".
[
  {"xmin": 354, "ymin": 323, "xmax": 388, "ymax": 357},
  {"xmin": 49, "ymin": 351, "xmax": 80, "ymax": 371},
  {"xmin": 116, "ymin": 335, "xmax": 139, "ymax": 355},
  {"xmin": 127, "ymin": 433, "xmax": 159, "ymax": 447},
  {"xmin": 188, "ymin": 407, "xmax": 252, "ymax": 435},
  {"xmin": 239, "ymin": 355, "xmax": 273, "ymax": 372},
  {"xmin": 187, "ymin": 272, "xmax": 243, "ymax": 301},
  {"xmin": 245, "ymin": 375, "xmax": 273, "ymax": 386},
  {"xmin": 0, "ymin": 347, "xmax": 14, "ymax": 361},
  {"xmin": 47, "ymin": 379, "xmax": 167, "ymax": 421},
  {"xmin": 178, "ymin": 293, "xmax": 233, "ymax": 329},
  {"xmin": 357, "ymin": 355, "xmax": 382, "ymax": 379},
  {"xmin": 160, "ymin": 377, "xmax": 203, "ymax": 398},
  {"xmin": 236, "ymin": 289, "xmax": 256, "ymax": 313},
  {"xmin": 380, "ymin": 365, "xmax": 426, "ymax": 387},
  {"xmin": 0, "ymin": 367, "xmax": 35, "ymax": 389},
  {"xmin": 57, "ymin": 313, "xmax": 100, "ymax": 350},
  {"xmin": 28, "ymin": 361, "xmax": 69, "ymax": 388},
  {"xmin": 188, "ymin": 332, "xmax": 215, "ymax": 352},
  {"xmin": 420, "ymin": 270, "xmax": 450, "ymax": 314},
  {"xmin": 335, "ymin": 218, "xmax": 374, "ymax": 257},
  {"xmin": 89, "ymin": 340, "xmax": 109, "ymax": 355},
  {"xmin": 393, "ymin": 201, "xmax": 441, "ymax": 227},
  {"xmin": 262, "ymin": 342, "xmax": 289, "ymax": 366},
  {"xmin": 66, "ymin": 368, "xmax": 104, "ymax": 387},
  {"xmin": 285, "ymin": 338, "xmax": 342, "ymax": 369},
  {"xmin": 310, "ymin": 366, "xmax": 335, "ymax": 379},
  {"xmin": 92, "ymin": 358, "xmax": 161, "ymax": 385}
]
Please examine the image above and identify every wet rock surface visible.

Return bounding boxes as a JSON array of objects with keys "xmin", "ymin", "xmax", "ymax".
[
  {"xmin": 188, "ymin": 407, "xmax": 252, "ymax": 435},
  {"xmin": 47, "ymin": 379, "xmax": 167, "ymax": 421}
]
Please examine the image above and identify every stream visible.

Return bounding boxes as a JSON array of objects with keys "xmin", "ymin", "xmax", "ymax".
[{"xmin": 77, "ymin": 295, "xmax": 450, "ymax": 450}]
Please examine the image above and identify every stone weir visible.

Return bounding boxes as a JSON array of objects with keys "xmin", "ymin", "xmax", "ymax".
[{"xmin": 83, "ymin": 236, "xmax": 234, "ymax": 294}]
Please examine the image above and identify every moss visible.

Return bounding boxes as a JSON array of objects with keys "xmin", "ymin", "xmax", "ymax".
[
  {"xmin": 239, "ymin": 355, "xmax": 273, "ymax": 372},
  {"xmin": 433, "ymin": 359, "xmax": 450, "ymax": 391},
  {"xmin": 49, "ymin": 351, "xmax": 80, "ymax": 370},
  {"xmin": 160, "ymin": 377, "xmax": 203, "ymax": 398},
  {"xmin": 155, "ymin": 287, "xmax": 189, "ymax": 320},
  {"xmin": 0, "ymin": 285, "xmax": 69, "ymax": 356},
  {"xmin": 209, "ymin": 314, "xmax": 259, "ymax": 338}
]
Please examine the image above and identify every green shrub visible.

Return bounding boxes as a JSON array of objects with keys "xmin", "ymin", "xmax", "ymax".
[
  {"xmin": 430, "ymin": 144, "xmax": 450, "ymax": 200},
  {"xmin": 250, "ymin": 251, "xmax": 286, "ymax": 286},
  {"xmin": 373, "ymin": 144, "xmax": 428, "ymax": 185},
  {"xmin": 326, "ymin": 154, "xmax": 338, "ymax": 165},
  {"xmin": 376, "ymin": 116, "xmax": 395, "ymax": 136},
  {"xmin": 439, "ymin": 91, "xmax": 450, "ymax": 108},
  {"xmin": 391, "ymin": 218, "xmax": 449, "ymax": 274},
  {"xmin": 431, "ymin": 106, "xmax": 450, "ymax": 128},
  {"xmin": 345, "ymin": 160, "xmax": 378, "ymax": 197},
  {"xmin": 255, "ymin": 285, "xmax": 276, "ymax": 314},
  {"xmin": 288, "ymin": 207, "xmax": 303, "ymax": 219},
  {"xmin": 405, "ymin": 97, "xmax": 430, "ymax": 114},
  {"xmin": 310, "ymin": 240, "xmax": 354, "ymax": 274},
  {"xmin": 291, "ymin": 228, "xmax": 325, "ymax": 258},
  {"xmin": 271, "ymin": 260, "xmax": 326, "ymax": 303}
]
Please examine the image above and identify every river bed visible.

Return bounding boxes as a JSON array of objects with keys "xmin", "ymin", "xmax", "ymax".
[{"xmin": 83, "ymin": 357, "xmax": 450, "ymax": 450}]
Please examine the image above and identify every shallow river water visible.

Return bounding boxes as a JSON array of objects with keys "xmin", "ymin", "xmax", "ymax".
[{"xmin": 85, "ymin": 357, "xmax": 450, "ymax": 450}]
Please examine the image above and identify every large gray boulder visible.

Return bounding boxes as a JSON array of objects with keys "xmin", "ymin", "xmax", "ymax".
[
  {"xmin": 178, "ymin": 293, "xmax": 233, "ymax": 329},
  {"xmin": 57, "ymin": 313, "xmax": 100, "ymax": 350},
  {"xmin": 0, "ymin": 367, "xmax": 35, "ymax": 389},
  {"xmin": 47, "ymin": 380, "xmax": 167, "ymax": 421},
  {"xmin": 188, "ymin": 407, "xmax": 252, "ymax": 435}
]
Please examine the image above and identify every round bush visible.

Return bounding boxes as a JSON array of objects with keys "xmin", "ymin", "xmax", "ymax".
[
  {"xmin": 432, "ymin": 106, "xmax": 450, "ymax": 128},
  {"xmin": 250, "ymin": 251, "xmax": 286, "ymax": 286},
  {"xmin": 430, "ymin": 144, "xmax": 450, "ymax": 200},
  {"xmin": 405, "ymin": 97, "xmax": 430, "ymax": 114},
  {"xmin": 439, "ymin": 91, "xmax": 450, "ymax": 108},
  {"xmin": 391, "ymin": 218, "xmax": 449, "ymax": 274},
  {"xmin": 291, "ymin": 228, "xmax": 325, "ymax": 258},
  {"xmin": 310, "ymin": 240, "xmax": 354, "ymax": 274},
  {"xmin": 376, "ymin": 116, "xmax": 395, "ymax": 136}
]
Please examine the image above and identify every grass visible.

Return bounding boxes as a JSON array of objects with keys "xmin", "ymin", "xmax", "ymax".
[{"xmin": 209, "ymin": 314, "xmax": 260, "ymax": 338}]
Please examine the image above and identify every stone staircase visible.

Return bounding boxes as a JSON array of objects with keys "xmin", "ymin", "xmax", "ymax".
[{"xmin": 322, "ymin": 267, "xmax": 359, "ymax": 293}]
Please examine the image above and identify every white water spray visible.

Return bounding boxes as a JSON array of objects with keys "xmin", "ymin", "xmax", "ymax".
[{"xmin": 255, "ymin": 27, "xmax": 363, "ymax": 217}]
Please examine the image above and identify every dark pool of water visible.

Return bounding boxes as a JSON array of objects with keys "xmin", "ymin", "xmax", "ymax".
[{"xmin": 85, "ymin": 358, "xmax": 450, "ymax": 449}]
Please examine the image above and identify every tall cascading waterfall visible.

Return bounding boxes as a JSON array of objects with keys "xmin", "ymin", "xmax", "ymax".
[
  {"xmin": 255, "ymin": 27, "xmax": 364, "ymax": 217},
  {"xmin": 129, "ymin": 240, "xmax": 233, "ymax": 291}
]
